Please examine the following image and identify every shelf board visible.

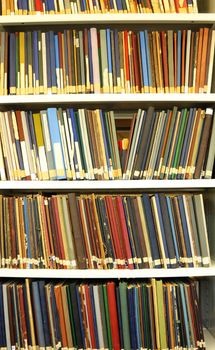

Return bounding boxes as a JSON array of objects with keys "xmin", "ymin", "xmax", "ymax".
[
  {"xmin": 0, "ymin": 13, "xmax": 214, "ymax": 25},
  {"xmin": 0, "ymin": 267, "xmax": 214, "ymax": 278},
  {"xmin": 0, "ymin": 93, "xmax": 215, "ymax": 105},
  {"xmin": 204, "ymin": 329, "xmax": 215, "ymax": 350},
  {"xmin": 0, "ymin": 180, "xmax": 214, "ymax": 192}
]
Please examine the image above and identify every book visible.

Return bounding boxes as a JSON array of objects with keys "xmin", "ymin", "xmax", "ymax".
[{"xmin": 1, "ymin": 28, "xmax": 214, "ymax": 95}]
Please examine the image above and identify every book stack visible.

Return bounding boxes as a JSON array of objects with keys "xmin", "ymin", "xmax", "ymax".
[
  {"xmin": 0, "ymin": 107, "xmax": 214, "ymax": 180},
  {"xmin": 0, "ymin": 278, "xmax": 205, "ymax": 350},
  {"xmin": 0, "ymin": 193, "xmax": 210, "ymax": 269},
  {"xmin": 1, "ymin": 28, "xmax": 214, "ymax": 96},
  {"xmin": 0, "ymin": 0, "xmax": 199, "ymax": 15}
]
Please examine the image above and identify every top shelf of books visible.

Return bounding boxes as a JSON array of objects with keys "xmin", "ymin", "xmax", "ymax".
[{"xmin": 0, "ymin": 13, "xmax": 215, "ymax": 25}]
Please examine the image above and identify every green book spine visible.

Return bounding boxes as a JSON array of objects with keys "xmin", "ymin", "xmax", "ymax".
[
  {"xmin": 119, "ymin": 282, "xmax": 131, "ymax": 350},
  {"xmin": 171, "ymin": 108, "xmax": 188, "ymax": 179},
  {"xmin": 103, "ymin": 284, "xmax": 113, "ymax": 350}
]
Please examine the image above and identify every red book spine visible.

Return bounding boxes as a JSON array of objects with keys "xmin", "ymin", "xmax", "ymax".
[
  {"xmin": 132, "ymin": 32, "xmax": 141, "ymax": 92},
  {"xmin": 35, "ymin": 0, "xmax": 42, "ymax": 12},
  {"xmin": 116, "ymin": 196, "xmax": 134, "ymax": 269},
  {"xmin": 18, "ymin": 286, "xmax": 28, "ymax": 344},
  {"xmin": 105, "ymin": 197, "xmax": 124, "ymax": 268},
  {"xmin": 123, "ymin": 31, "xmax": 130, "ymax": 90},
  {"xmin": 107, "ymin": 282, "xmax": 121, "ymax": 350}
]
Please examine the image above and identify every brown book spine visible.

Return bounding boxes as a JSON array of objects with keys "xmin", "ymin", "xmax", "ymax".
[
  {"xmin": 69, "ymin": 193, "xmax": 87, "ymax": 269},
  {"xmin": 161, "ymin": 31, "xmax": 169, "ymax": 92},
  {"xmin": 148, "ymin": 32, "xmax": 156, "ymax": 92},
  {"xmin": 194, "ymin": 108, "xmax": 213, "ymax": 179},
  {"xmin": 181, "ymin": 29, "xmax": 186, "ymax": 93},
  {"xmin": 185, "ymin": 108, "xmax": 201, "ymax": 178}
]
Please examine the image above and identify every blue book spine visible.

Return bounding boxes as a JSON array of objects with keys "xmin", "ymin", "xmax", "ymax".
[
  {"xmin": 178, "ymin": 196, "xmax": 193, "ymax": 266},
  {"xmin": 127, "ymin": 288, "xmax": 136, "ymax": 349},
  {"xmin": 45, "ymin": 32, "xmax": 52, "ymax": 90},
  {"xmin": 49, "ymin": 31, "xmax": 57, "ymax": 89},
  {"xmin": 155, "ymin": 194, "xmax": 170, "ymax": 268},
  {"xmin": 144, "ymin": 30, "xmax": 152, "ymax": 90},
  {"xmin": 47, "ymin": 108, "xmax": 66, "ymax": 179},
  {"xmin": 32, "ymin": 282, "xmax": 46, "ymax": 348},
  {"xmin": 54, "ymin": 34, "xmax": 60, "ymax": 89},
  {"xmin": 38, "ymin": 281, "xmax": 51, "ymax": 346},
  {"xmin": 116, "ymin": 0, "xmax": 123, "ymax": 11},
  {"xmin": 22, "ymin": 0, "xmax": 28, "ymax": 11},
  {"xmin": 17, "ymin": 0, "xmax": 22, "ymax": 10},
  {"xmin": 139, "ymin": 31, "xmax": 149, "ymax": 90},
  {"xmin": 50, "ymin": 285, "xmax": 62, "ymax": 345},
  {"xmin": 140, "ymin": 110, "xmax": 156, "ymax": 175},
  {"xmin": 142, "ymin": 194, "xmax": 161, "ymax": 267},
  {"xmin": 106, "ymin": 29, "xmax": 112, "ymax": 80},
  {"xmin": 177, "ymin": 31, "xmax": 182, "ymax": 89},
  {"xmin": 109, "ymin": 0, "xmax": 114, "ymax": 10},
  {"xmin": 49, "ymin": 0, "xmax": 55, "ymax": 11},
  {"xmin": 166, "ymin": 197, "xmax": 180, "ymax": 265},
  {"xmin": 15, "ymin": 130, "xmax": 25, "ymax": 173},
  {"xmin": 23, "ymin": 198, "xmax": 32, "ymax": 268},
  {"xmin": 179, "ymin": 284, "xmax": 191, "ymax": 348},
  {"xmin": 33, "ymin": 31, "xmax": 39, "ymax": 84},
  {"xmin": 90, "ymin": 286, "xmax": 100, "ymax": 349},
  {"xmin": 44, "ymin": 0, "xmax": 49, "ymax": 12},
  {"xmin": 76, "ymin": 286, "xmax": 86, "ymax": 349}
]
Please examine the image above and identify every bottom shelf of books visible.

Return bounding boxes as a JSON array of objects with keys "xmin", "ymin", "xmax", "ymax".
[{"xmin": 0, "ymin": 277, "xmax": 214, "ymax": 349}]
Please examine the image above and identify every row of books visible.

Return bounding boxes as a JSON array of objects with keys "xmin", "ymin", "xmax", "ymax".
[
  {"xmin": 0, "ymin": 107, "xmax": 214, "ymax": 181},
  {"xmin": 0, "ymin": 193, "xmax": 210, "ymax": 269},
  {"xmin": 0, "ymin": 279, "xmax": 205, "ymax": 350},
  {"xmin": 0, "ymin": 27, "xmax": 214, "ymax": 96},
  {"xmin": 0, "ymin": 0, "xmax": 199, "ymax": 15}
]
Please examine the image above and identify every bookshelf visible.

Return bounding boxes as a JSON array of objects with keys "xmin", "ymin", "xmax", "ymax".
[
  {"xmin": 0, "ymin": 13, "xmax": 215, "ymax": 25},
  {"xmin": 0, "ymin": 1, "xmax": 215, "ymax": 349}
]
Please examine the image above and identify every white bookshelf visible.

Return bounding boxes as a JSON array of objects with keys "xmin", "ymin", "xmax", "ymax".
[
  {"xmin": 0, "ymin": 13, "xmax": 215, "ymax": 25},
  {"xmin": 0, "ymin": 93, "xmax": 215, "ymax": 105},
  {"xmin": 0, "ymin": 6, "xmax": 215, "ymax": 348},
  {"xmin": 0, "ymin": 179, "xmax": 214, "ymax": 191},
  {"xmin": 0, "ymin": 267, "xmax": 214, "ymax": 279}
]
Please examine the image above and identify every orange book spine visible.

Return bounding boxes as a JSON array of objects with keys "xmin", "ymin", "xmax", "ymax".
[
  {"xmin": 195, "ymin": 28, "xmax": 204, "ymax": 92},
  {"xmin": 199, "ymin": 28, "xmax": 209, "ymax": 92}
]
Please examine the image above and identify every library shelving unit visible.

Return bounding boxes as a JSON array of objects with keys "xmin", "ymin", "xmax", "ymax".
[{"xmin": 0, "ymin": 1, "xmax": 215, "ymax": 349}]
